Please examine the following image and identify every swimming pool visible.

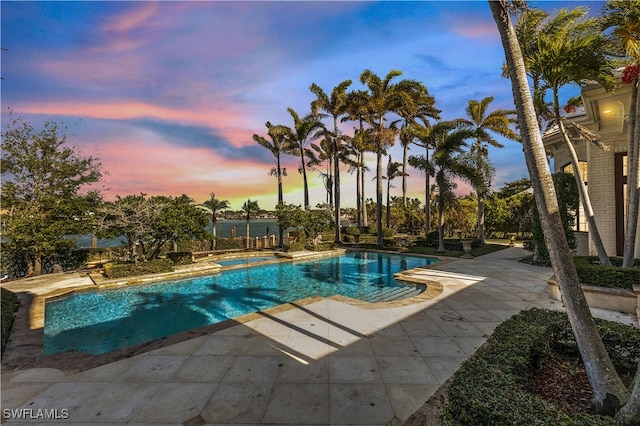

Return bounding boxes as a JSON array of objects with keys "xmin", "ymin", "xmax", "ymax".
[
  {"xmin": 44, "ymin": 251, "xmax": 438, "ymax": 355},
  {"xmin": 216, "ymin": 255, "xmax": 278, "ymax": 267}
]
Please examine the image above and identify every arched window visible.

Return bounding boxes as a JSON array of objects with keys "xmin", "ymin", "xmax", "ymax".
[{"xmin": 562, "ymin": 161, "xmax": 588, "ymax": 232}]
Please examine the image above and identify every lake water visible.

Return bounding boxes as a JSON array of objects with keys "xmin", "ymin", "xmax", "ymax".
[{"xmin": 74, "ymin": 220, "xmax": 283, "ymax": 249}]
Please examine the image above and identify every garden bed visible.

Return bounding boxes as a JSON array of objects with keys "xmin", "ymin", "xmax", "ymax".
[{"xmin": 438, "ymin": 308, "xmax": 640, "ymax": 425}]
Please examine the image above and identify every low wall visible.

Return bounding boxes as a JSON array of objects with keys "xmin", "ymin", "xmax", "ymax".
[{"xmin": 547, "ymin": 278, "xmax": 640, "ymax": 320}]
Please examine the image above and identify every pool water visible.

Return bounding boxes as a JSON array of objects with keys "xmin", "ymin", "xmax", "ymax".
[
  {"xmin": 216, "ymin": 255, "xmax": 277, "ymax": 266},
  {"xmin": 44, "ymin": 252, "xmax": 437, "ymax": 355}
]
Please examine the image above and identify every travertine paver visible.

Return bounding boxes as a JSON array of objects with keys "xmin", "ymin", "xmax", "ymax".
[{"xmin": 2, "ymin": 247, "xmax": 637, "ymax": 425}]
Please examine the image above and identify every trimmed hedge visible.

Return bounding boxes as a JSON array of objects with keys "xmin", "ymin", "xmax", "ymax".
[
  {"xmin": 166, "ymin": 251, "xmax": 193, "ymax": 265},
  {"xmin": 441, "ymin": 308, "xmax": 640, "ymax": 425},
  {"xmin": 574, "ymin": 257, "xmax": 640, "ymax": 291},
  {"xmin": 104, "ymin": 259, "xmax": 174, "ymax": 279},
  {"xmin": 1, "ymin": 288, "xmax": 18, "ymax": 356}
]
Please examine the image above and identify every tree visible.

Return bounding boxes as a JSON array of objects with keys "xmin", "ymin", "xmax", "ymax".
[
  {"xmin": 530, "ymin": 173, "xmax": 579, "ymax": 261},
  {"xmin": 344, "ymin": 89, "xmax": 373, "ymax": 229},
  {"xmin": 359, "ymin": 69, "xmax": 415, "ymax": 248},
  {"xmin": 384, "ymin": 156, "xmax": 403, "ymax": 229},
  {"xmin": 275, "ymin": 202, "xmax": 333, "ymax": 246},
  {"xmin": 1, "ymin": 116, "xmax": 103, "ymax": 275},
  {"xmin": 286, "ymin": 107, "xmax": 324, "ymax": 210},
  {"xmin": 431, "ymin": 124, "xmax": 481, "ymax": 252},
  {"xmin": 409, "ymin": 121, "xmax": 481, "ymax": 251},
  {"xmin": 97, "ymin": 194, "xmax": 163, "ymax": 262},
  {"xmin": 395, "ymin": 80, "xmax": 440, "ymax": 207},
  {"xmin": 517, "ymin": 6, "xmax": 615, "ymax": 266},
  {"xmin": 490, "ymin": 0, "xmax": 632, "ymax": 417},
  {"xmin": 242, "ymin": 199, "xmax": 260, "ymax": 249},
  {"xmin": 407, "ymin": 123, "xmax": 438, "ymax": 237},
  {"xmin": 310, "ymin": 79, "xmax": 352, "ymax": 243},
  {"xmin": 197, "ymin": 192, "xmax": 230, "ymax": 250},
  {"xmin": 253, "ymin": 122, "xmax": 293, "ymax": 246},
  {"xmin": 146, "ymin": 195, "xmax": 209, "ymax": 258},
  {"xmin": 601, "ymin": 0, "xmax": 640, "ymax": 268},
  {"xmin": 462, "ymin": 97, "xmax": 518, "ymax": 245}
]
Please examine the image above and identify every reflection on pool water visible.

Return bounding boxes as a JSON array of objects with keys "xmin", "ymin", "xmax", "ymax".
[
  {"xmin": 216, "ymin": 255, "xmax": 278, "ymax": 267},
  {"xmin": 44, "ymin": 251, "xmax": 438, "ymax": 355}
]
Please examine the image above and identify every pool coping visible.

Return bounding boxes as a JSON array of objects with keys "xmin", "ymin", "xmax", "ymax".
[{"xmin": 1, "ymin": 250, "xmax": 445, "ymax": 375}]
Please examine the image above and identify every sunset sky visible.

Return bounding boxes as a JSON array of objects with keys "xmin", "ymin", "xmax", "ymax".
[{"xmin": 1, "ymin": 1, "xmax": 594, "ymax": 211}]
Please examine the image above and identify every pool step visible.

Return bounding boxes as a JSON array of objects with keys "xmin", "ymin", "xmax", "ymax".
[{"xmin": 362, "ymin": 285, "xmax": 424, "ymax": 303}]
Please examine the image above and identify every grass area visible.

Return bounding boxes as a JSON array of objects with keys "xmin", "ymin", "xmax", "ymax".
[{"xmin": 1, "ymin": 287, "xmax": 19, "ymax": 356}]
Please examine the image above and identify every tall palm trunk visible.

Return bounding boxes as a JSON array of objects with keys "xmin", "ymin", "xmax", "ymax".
[
  {"xmin": 386, "ymin": 169, "xmax": 392, "ymax": 229},
  {"xmin": 361, "ymin": 152, "xmax": 369, "ymax": 227},
  {"xmin": 300, "ymin": 149, "xmax": 310, "ymax": 210},
  {"xmin": 376, "ymin": 150, "xmax": 384, "ymax": 248},
  {"xmin": 245, "ymin": 219, "xmax": 251, "ymax": 249},
  {"xmin": 624, "ymin": 78, "xmax": 640, "ymax": 267},
  {"xmin": 211, "ymin": 214, "xmax": 217, "ymax": 250},
  {"xmin": 277, "ymin": 155, "xmax": 284, "ymax": 248},
  {"xmin": 477, "ymin": 196, "xmax": 485, "ymax": 245},
  {"xmin": 356, "ymin": 156, "xmax": 362, "ymax": 229},
  {"xmin": 437, "ymin": 195, "xmax": 445, "ymax": 253},
  {"xmin": 402, "ymin": 140, "xmax": 409, "ymax": 207},
  {"xmin": 490, "ymin": 0, "xmax": 629, "ymax": 414},
  {"xmin": 333, "ymin": 117, "xmax": 342, "ymax": 243},
  {"xmin": 425, "ymin": 145, "xmax": 431, "ymax": 236}
]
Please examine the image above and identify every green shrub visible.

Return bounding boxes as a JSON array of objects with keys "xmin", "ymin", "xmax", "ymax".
[
  {"xmin": 362, "ymin": 226, "xmax": 376, "ymax": 234},
  {"xmin": 343, "ymin": 227, "xmax": 361, "ymax": 236},
  {"xmin": 1, "ymin": 288, "xmax": 18, "ymax": 356},
  {"xmin": 104, "ymin": 259, "xmax": 174, "ymax": 279},
  {"xmin": 382, "ymin": 227, "xmax": 394, "ymax": 238},
  {"xmin": 282, "ymin": 242, "xmax": 305, "ymax": 252},
  {"xmin": 312, "ymin": 242, "xmax": 336, "ymax": 251},
  {"xmin": 441, "ymin": 309, "xmax": 639, "ymax": 425},
  {"xmin": 574, "ymin": 257, "xmax": 640, "ymax": 291},
  {"xmin": 166, "ymin": 251, "xmax": 193, "ymax": 265}
]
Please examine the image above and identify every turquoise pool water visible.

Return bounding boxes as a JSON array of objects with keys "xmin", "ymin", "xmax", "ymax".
[
  {"xmin": 44, "ymin": 252, "xmax": 437, "ymax": 355},
  {"xmin": 216, "ymin": 255, "xmax": 277, "ymax": 266}
]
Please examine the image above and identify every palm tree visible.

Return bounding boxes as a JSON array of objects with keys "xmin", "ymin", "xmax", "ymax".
[
  {"xmin": 407, "ymin": 121, "xmax": 451, "ymax": 237},
  {"xmin": 517, "ymin": 7, "xmax": 615, "ymax": 266},
  {"xmin": 412, "ymin": 122, "xmax": 481, "ymax": 252},
  {"xmin": 308, "ymin": 130, "xmax": 335, "ymax": 205},
  {"xmin": 602, "ymin": 0, "xmax": 640, "ymax": 268},
  {"xmin": 310, "ymin": 80, "xmax": 352, "ymax": 243},
  {"xmin": 490, "ymin": 0, "xmax": 631, "ymax": 418},
  {"xmin": 252, "ymin": 122, "xmax": 293, "ymax": 246},
  {"xmin": 344, "ymin": 89, "xmax": 373, "ymax": 229},
  {"xmin": 360, "ymin": 69, "xmax": 416, "ymax": 248},
  {"xmin": 395, "ymin": 80, "xmax": 440, "ymax": 207},
  {"xmin": 286, "ymin": 107, "xmax": 324, "ymax": 210},
  {"xmin": 462, "ymin": 97, "xmax": 518, "ymax": 245},
  {"xmin": 384, "ymin": 156, "xmax": 403, "ymax": 229},
  {"xmin": 198, "ymin": 193, "xmax": 230, "ymax": 250},
  {"xmin": 242, "ymin": 199, "xmax": 260, "ymax": 249}
]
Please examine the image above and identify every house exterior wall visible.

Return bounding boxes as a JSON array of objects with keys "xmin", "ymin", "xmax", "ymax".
[{"xmin": 587, "ymin": 134, "xmax": 619, "ymax": 256}]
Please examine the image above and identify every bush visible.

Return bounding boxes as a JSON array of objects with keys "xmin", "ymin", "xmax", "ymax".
[
  {"xmin": 104, "ymin": 259, "xmax": 174, "ymax": 279},
  {"xmin": 343, "ymin": 227, "xmax": 361, "ymax": 236},
  {"xmin": 573, "ymin": 257, "xmax": 640, "ymax": 291},
  {"xmin": 166, "ymin": 251, "xmax": 193, "ymax": 265},
  {"xmin": 441, "ymin": 308, "xmax": 639, "ymax": 425},
  {"xmin": 382, "ymin": 227, "xmax": 394, "ymax": 238},
  {"xmin": 1, "ymin": 288, "xmax": 18, "ymax": 357},
  {"xmin": 282, "ymin": 242, "xmax": 305, "ymax": 252},
  {"xmin": 362, "ymin": 226, "xmax": 376, "ymax": 234}
]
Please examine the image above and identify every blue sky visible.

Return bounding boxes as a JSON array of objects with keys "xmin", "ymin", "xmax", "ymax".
[{"xmin": 1, "ymin": 1, "xmax": 602, "ymax": 210}]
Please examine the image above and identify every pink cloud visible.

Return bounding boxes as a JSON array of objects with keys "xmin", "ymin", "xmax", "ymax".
[
  {"xmin": 13, "ymin": 101, "xmax": 255, "ymax": 148},
  {"xmin": 102, "ymin": 2, "xmax": 159, "ymax": 33}
]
